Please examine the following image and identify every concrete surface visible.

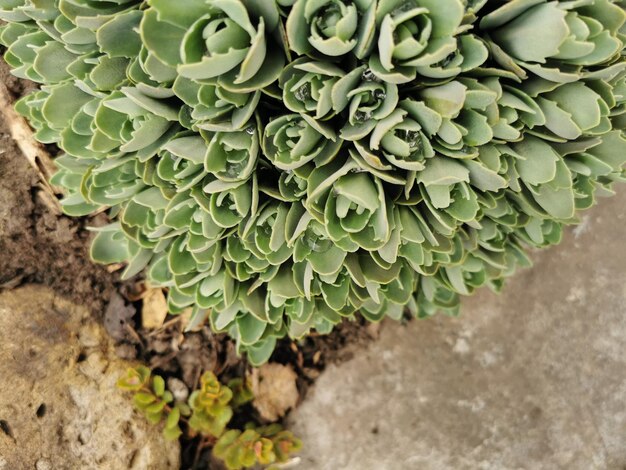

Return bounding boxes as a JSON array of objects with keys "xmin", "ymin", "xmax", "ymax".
[
  {"xmin": 289, "ymin": 190, "xmax": 626, "ymax": 470},
  {"xmin": 0, "ymin": 285, "xmax": 180, "ymax": 470}
]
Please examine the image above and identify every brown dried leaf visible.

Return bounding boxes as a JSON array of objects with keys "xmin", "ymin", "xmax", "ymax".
[
  {"xmin": 123, "ymin": 281, "xmax": 147, "ymax": 302},
  {"xmin": 141, "ymin": 288, "xmax": 169, "ymax": 329},
  {"xmin": 179, "ymin": 307, "xmax": 205, "ymax": 332},
  {"xmin": 249, "ymin": 363, "xmax": 299, "ymax": 422},
  {"xmin": 312, "ymin": 350, "xmax": 322, "ymax": 365},
  {"xmin": 106, "ymin": 263, "xmax": 125, "ymax": 273}
]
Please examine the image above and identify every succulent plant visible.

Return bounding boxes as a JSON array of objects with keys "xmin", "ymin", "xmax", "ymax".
[
  {"xmin": 1, "ymin": 0, "xmax": 625, "ymax": 365},
  {"xmin": 118, "ymin": 366, "xmax": 185, "ymax": 439},
  {"xmin": 118, "ymin": 367, "xmax": 300, "ymax": 468},
  {"xmin": 188, "ymin": 371, "xmax": 234, "ymax": 437},
  {"xmin": 214, "ymin": 425, "xmax": 302, "ymax": 470}
]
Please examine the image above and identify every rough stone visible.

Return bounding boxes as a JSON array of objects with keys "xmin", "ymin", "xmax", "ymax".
[
  {"xmin": 251, "ymin": 363, "xmax": 300, "ymax": 422},
  {"xmin": 289, "ymin": 191, "xmax": 626, "ymax": 470},
  {"xmin": 0, "ymin": 285, "xmax": 180, "ymax": 470}
]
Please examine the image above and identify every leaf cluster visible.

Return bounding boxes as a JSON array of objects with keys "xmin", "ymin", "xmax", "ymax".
[
  {"xmin": 117, "ymin": 367, "xmax": 301, "ymax": 469},
  {"xmin": 1, "ymin": 0, "xmax": 625, "ymax": 363}
]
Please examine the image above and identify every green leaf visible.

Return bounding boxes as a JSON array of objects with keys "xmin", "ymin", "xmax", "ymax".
[
  {"xmin": 418, "ymin": 158, "xmax": 470, "ymax": 187},
  {"xmin": 490, "ymin": 3, "xmax": 568, "ymax": 63},
  {"xmin": 162, "ymin": 425, "xmax": 182, "ymax": 441},
  {"xmin": 133, "ymin": 392, "xmax": 156, "ymax": 407},
  {"xmin": 97, "ymin": 10, "xmax": 143, "ymax": 58},
  {"xmin": 152, "ymin": 375, "xmax": 165, "ymax": 397},
  {"xmin": 165, "ymin": 407, "xmax": 181, "ymax": 429},
  {"xmin": 245, "ymin": 337, "xmax": 277, "ymax": 366},
  {"xmin": 514, "ymin": 136, "xmax": 559, "ymax": 186},
  {"xmin": 42, "ymin": 83, "xmax": 92, "ymax": 129},
  {"xmin": 140, "ymin": 9, "xmax": 185, "ymax": 66},
  {"xmin": 32, "ymin": 41, "xmax": 76, "ymax": 83},
  {"xmin": 90, "ymin": 227, "xmax": 129, "ymax": 264},
  {"xmin": 236, "ymin": 313, "xmax": 267, "ymax": 346}
]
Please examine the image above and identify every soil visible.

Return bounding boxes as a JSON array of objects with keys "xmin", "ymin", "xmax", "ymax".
[
  {"xmin": 0, "ymin": 57, "xmax": 376, "ymax": 469},
  {"xmin": 0, "ymin": 62, "xmax": 114, "ymax": 311}
]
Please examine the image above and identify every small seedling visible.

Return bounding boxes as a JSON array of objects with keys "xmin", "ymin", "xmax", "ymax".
[{"xmin": 118, "ymin": 367, "xmax": 301, "ymax": 469}]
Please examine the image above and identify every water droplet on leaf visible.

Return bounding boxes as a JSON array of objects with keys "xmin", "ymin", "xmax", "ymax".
[
  {"xmin": 354, "ymin": 110, "xmax": 372, "ymax": 122},
  {"xmin": 294, "ymin": 83, "xmax": 311, "ymax": 102},
  {"xmin": 373, "ymin": 89, "xmax": 386, "ymax": 100},
  {"xmin": 361, "ymin": 69, "xmax": 380, "ymax": 82}
]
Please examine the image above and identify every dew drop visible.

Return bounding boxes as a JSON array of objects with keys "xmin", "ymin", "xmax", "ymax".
[
  {"xmin": 437, "ymin": 51, "xmax": 458, "ymax": 68},
  {"xmin": 294, "ymin": 83, "xmax": 311, "ymax": 102},
  {"xmin": 361, "ymin": 69, "xmax": 381, "ymax": 82},
  {"xmin": 399, "ymin": 130, "xmax": 423, "ymax": 153},
  {"xmin": 373, "ymin": 89, "xmax": 386, "ymax": 100},
  {"xmin": 304, "ymin": 232, "xmax": 319, "ymax": 251},
  {"xmin": 354, "ymin": 110, "xmax": 372, "ymax": 122},
  {"xmin": 225, "ymin": 166, "xmax": 239, "ymax": 178}
]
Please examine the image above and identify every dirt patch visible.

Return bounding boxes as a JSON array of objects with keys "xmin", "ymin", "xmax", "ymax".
[
  {"xmin": 0, "ymin": 58, "xmax": 114, "ymax": 313},
  {"xmin": 0, "ymin": 61, "xmax": 38, "ymax": 97},
  {"xmin": 0, "ymin": 53, "xmax": 376, "ymax": 376},
  {"xmin": 115, "ymin": 294, "xmax": 378, "ymax": 395},
  {"xmin": 110, "ymin": 290, "xmax": 378, "ymax": 467}
]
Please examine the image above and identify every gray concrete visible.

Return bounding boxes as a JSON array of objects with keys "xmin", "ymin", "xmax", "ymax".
[{"xmin": 290, "ymin": 190, "xmax": 626, "ymax": 470}]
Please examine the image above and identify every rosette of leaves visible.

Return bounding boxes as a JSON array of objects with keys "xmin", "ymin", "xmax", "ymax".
[
  {"xmin": 0, "ymin": 0, "xmax": 143, "ymax": 82},
  {"xmin": 0, "ymin": 22, "xmax": 63, "ymax": 82},
  {"xmin": 564, "ymin": 131, "xmax": 626, "ymax": 206},
  {"xmin": 332, "ymin": 64, "xmax": 399, "ymax": 126},
  {"xmin": 173, "ymin": 76, "xmax": 261, "ymax": 131},
  {"xmin": 1, "ymin": 0, "xmax": 625, "ymax": 366},
  {"xmin": 95, "ymin": 129, "xmax": 257, "ymax": 302},
  {"xmin": 214, "ymin": 429, "xmax": 275, "ymax": 469},
  {"xmin": 117, "ymin": 366, "xmax": 184, "ymax": 440},
  {"xmin": 140, "ymin": 0, "xmax": 285, "ymax": 91},
  {"xmin": 14, "ymin": 82, "xmax": 181, "ymax": 215},
  {"xmin": 480, "ymin": 0, "xmax": 626, "ymax": 82},
  {"xmin": 118, "ymin": 367, "xmax": 301, "ymax": 468},
  {"xmin": 517, "ymin": 78, "xmax": 615, "ymax": 141},
  {"xmin": 286, "ymin": 0, "xmax": 377, "ymax": 58},
  {"xmin": 214, "ymin": 425, "xmax": 302, "ymax": 470},
  {"xmin": 306, "ymin": 157, "xmax": 392, "ymax": 251},
  {"xmin": 188, "ymin": 371, "xmax": 234, "ymax": 437},
  {"xmin": 343, "ymin": 76, "xmax": 520, "ymax": 182},
  {"xmin": 262, "ymin": 113, "xmax": 342, "ymax": 170},
  {"xmin": 279, "ymin": 57, "xmax": 345, "ymax": 119},
  {"xmin": 368, "ymin": 0, "xmax": 488, "ymax": 83}
]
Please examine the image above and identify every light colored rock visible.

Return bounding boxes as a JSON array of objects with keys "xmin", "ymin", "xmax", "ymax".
[
  {"xmin": 0, "ymin": 285, "xmax": 180, "ymax": 470},
  {"xmin": 251, "ymin": 363, "xmax": 299, "ymax": 422},
  {"xmin": 290, "ymin": 191, "xmax": 626, "ymax": 470},
  {"xmin": 141, "ymin": 288, "xmax": 168, "ymax": 330}
]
